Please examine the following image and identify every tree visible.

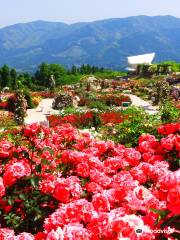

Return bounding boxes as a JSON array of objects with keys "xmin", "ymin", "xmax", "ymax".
[
  {"xmin": 10, "ymin": 69, "xmax": 17, "ymax": 89},
  {"xmin": 141, "ymin": 64, "xmax": 150, "ymax": 77},
  {"xmin": 0, "ymin": 64, "xmax": 11, "ymax": 88},
  {"xmin": 35, "ymin": 63, "xmax": 66, "ymax": 87},
  {"xmin": 49, "ymin": 64, "xmax": 66, "ymax": 85},
  {"xmin": 71, "ymin": 65, "xmax": 77, "ymax": 75},
  {"xmin": 23, "ymin": 72, "xmax": 33, "ymax": 88},
  {"xmin": 35, "ymin": 62, "xmax": 50, "ymax": 86}
]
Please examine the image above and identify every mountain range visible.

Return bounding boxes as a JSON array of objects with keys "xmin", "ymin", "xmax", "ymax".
[{"xmin": 0, "ymin": 15, "xmax": 180, "ymax": 71}]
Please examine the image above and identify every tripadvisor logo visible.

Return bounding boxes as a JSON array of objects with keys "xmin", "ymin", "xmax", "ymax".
[
  {"xmin": 136, "ymin": 228, "xmax": 143, "ymax": 234},
  {"xmin": 135, "ymin": 228, "xmax": 174, "ymax": 235}
]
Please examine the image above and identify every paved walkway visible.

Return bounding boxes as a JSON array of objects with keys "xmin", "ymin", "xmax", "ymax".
[
  {"xmin": 25, "ymin": 98, "xmax": 58, "ymax": 125},
  {"xmin": 126, "ymin": 94, "xmax": 158, "ymax": 114}
]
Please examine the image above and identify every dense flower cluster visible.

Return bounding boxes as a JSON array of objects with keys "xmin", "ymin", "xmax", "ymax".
[
  {"xmin": 0, "ymin": 101, "xmax": 8, "ymax": 109},
  {"xmin": 0, "ymin": 122, "xmax": 179, "ymax": 239},
  {"xmin": 97, "ymin": 94, "xmax": 131, "ymax": 106},
  {"xmin": 0, "ymin": 111, "xmax": 15, "ymax": 127},
  {"xmin": 31, "ymin": 92, "xmax": 56, "ymax": 99},
  {"xmin": 47, "ymin": 111, "xmax": 124, "ymax": 128}
]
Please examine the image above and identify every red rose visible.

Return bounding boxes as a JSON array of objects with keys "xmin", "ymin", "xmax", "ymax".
[
  {"xmin": 76, "ymin": 162, "xmax": 90, "ymax": 178},
  {"xmin": 54, "ymin": 184, "xmax": 70, "ymax": 203},
  {"xmin": 92, "ymin": 193, "xmax": 110, "ymax": 212}
]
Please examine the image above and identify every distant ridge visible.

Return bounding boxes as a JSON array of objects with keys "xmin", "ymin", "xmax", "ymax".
[{"xmin": 0, "ymin": 15, "xmax": 180, "ymax": 71}]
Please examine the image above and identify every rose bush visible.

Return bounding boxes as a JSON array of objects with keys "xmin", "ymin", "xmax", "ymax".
[
  {"xmin": 97, "ymin": 94, "xmax": 131, "ymax": 106},
  {"xmin": 0, "ymin": 111, "xmax": 15, "ymax": 128},
  {"xmin": 0, "ymin": 122, "xmax": 179, "ymax": 239},
  {"xmin": 31, "ymin": 92, "xmax": 56, "ymax": 99},
  {"xmin": 47, "ymin": 111, "xmax": 124, "ymax": 128}
]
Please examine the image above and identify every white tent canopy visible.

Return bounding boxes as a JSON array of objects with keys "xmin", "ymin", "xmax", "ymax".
[{"xmin": 127, "ymin": 53, "xmax": 155, "ymax": 71}]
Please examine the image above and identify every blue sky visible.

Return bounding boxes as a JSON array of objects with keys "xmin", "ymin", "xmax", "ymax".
[{"xmin": 0, "ymin": 0, "xmax": 180, "ymax": 28}]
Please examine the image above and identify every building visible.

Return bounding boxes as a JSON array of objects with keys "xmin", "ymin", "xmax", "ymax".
[{"xmin": 127, "ymin": 53, "xmax": 155, "ymax": 72}]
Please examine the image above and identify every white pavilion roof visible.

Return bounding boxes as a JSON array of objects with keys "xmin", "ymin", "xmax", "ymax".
[{"xmin": 128, "ymin": 53, "xmax": 155, "ymax": 65}]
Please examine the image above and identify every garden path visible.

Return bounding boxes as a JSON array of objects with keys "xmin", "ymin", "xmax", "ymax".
[
  {"xmin": 24, "ymin": 98, "xmax": 58, "ymax": 125},
  {"xmin": 126, "ymin": 94, "xmax": 158, "ymax": 114},
  {"xmin": 25, "ymin": 94, "xmax": 158, "ymax": 125}
]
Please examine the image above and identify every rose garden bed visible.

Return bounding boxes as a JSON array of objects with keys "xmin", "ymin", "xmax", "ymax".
[
  {"xmin": 47, "ymin": 111, "xmax": 124, "ymax": 128},
  {"xmin": 0, "ymin": 122, "xmax": 179, "ymax": 239}
]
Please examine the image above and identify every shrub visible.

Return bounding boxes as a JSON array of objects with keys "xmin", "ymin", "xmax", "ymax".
[
  {"xmin": 6, "ymin": 95, "xmax": 16, "ymax": 112},
  {"xmin": 28, "ymin": 83, "xmax": 47, "ymax": 92},
  {"xmin": 48, "ymin": 111, "xmax": 124, "ymax": 128},
  {"xmin": 0, "ymin": 111, "xmax": 16, "ymax": 127},
  {"xmin": 98, "ymin": 94, "xmax": 131, "ymax": 106},
  {"xmin": 60, "ymin": 106, "xmax": 78, "ymax": 116},
  {"xmin": 152, "ymin": 79, "xmax": 171, "ymax": 105},
  {"xmin": 23, "ymin": 89, "xmax": 35, "ymax": 109},
  {"xmin": 160, "ymin": 100, "xmax": 180, "ymax": 123},
  {"xmin": 14, "ymin": 91, "xmax": 27, "ymax": 125},
  {"xmin": 52, "ymin": 92, "xmax": 73, "ymax": 110},
  {"xmin": 60, "ymin": 74, "xmax": 80, "ymax": 85},
  {"xmin": 88, "ymin": 101, "xmax": 108, "ymax": 111},
  {"xmin": 101, "ymin": 107, "xmax": 160, "ymax": 147},
  {"xmin": 100, "ymin": 111, "xmax": 123, "ymax": 125}
]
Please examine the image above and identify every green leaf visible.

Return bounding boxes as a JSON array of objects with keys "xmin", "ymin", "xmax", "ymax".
[
  {"xmin": 150, "ymin": 208, "xmax": 169, "ymax": 217},
  {"xmin": 19, "ymin": 194, "xmax": 26, "ymax": 200},
  {"xmin": 30, "ymin": 176, "xmax": 40, "ymax": 188},
  {"xmin": 150, "ymin": 208, "xmax": 170, "ymax": 225},
  {"xmin": 21, "ymin": 150, "xmax": 30, "ymax": 159},
  {"xmin": 160, "ymin": 214, "xmax": 180, "ymax": 229},
  {"xmin": 41, "ymin": 158, "xmax": 50, "ymax": 165},
  {"xmin": 35, "ymin": 164, "xmax": 42, "ymax": 172},
  {"xmin": 42, "ymin": 147, "xmax": 54, "ymax": 155},
  {"xmin": 7, "ymin": 198, "xmax": 14, "ymax": 206}
]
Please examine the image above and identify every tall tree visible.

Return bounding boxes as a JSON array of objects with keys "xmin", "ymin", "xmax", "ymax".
[
  {"xmin": 35, "ymin": 62, "xmax": 50, "ymax": 86},
  {"xmin": 71, "ymin": 65, "xmax": 77, "ymax": 75},
  {"xmin": 10, "ymin": 68, "xmax": 17, "ymax": 89},
  {"xmin": 0, "ymin": 64, "xmax": 11, "ymax": 88}
]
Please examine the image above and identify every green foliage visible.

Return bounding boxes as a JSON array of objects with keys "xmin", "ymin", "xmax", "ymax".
[
  {"xmin": 4, "ymin": 213, "xmax": 22, "ymax": 229},
  {"xmin": 0, "ymin": 65, "xmax": 12, "ymax": 88},
  {"xmin": 151, "ymin": 79, "xmax": 171, "ymax": 105},
  {"xmin": 137, "ymin": 62, "xmax": 176, "ymax": 77},
  {"xmin": 160, "ymin": 61, "xmax": 180, "ymax": 72},
  {"xmin": 3, "ymin": 178, "xmax": 58, "ymax": 234},
  {"xmin": 101, "ymin": 107, "xmax": 160, "ymax": 147},
  {"xmin": 94, "ymin": 70, "xmax": 126, "ymax": 79},
  {"xmin": 23, "ymin": 89, "xmax": 35, "ymax": 109},
  {"xmin": 6, "ymin": 96, "xmax": 16, "ymax": 112},
  {"xmin": 74, "ymin": 64, "xmax": 104, "ymax": 75},
  {"xmin": 60, "ymin": 106, "xmax": 78, "ymax": 116},
  {"xmin": 0, "ymin": 112, "xmax": 16, "ymax": 128},
  {"xmin": 88, "ymin": 101, "xmax": 108, "ymax": 111},
  {"xmin": 61, "ymin": 74, "xmax": 80, "ymax": 85},
  {"xmin": 160, "ymin": 100, "xmax": 180, "ymax": 123},
  {"xmin": 35, "ymin": 63, "xmax": 66, "ymax": 87},
  {"xmin": 10, "ymin": 69, "xmax": 18, "ymax": 89},
  {"xmin": 92, "ymin": 111, "xmax": 101, "ymax": 130}
]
